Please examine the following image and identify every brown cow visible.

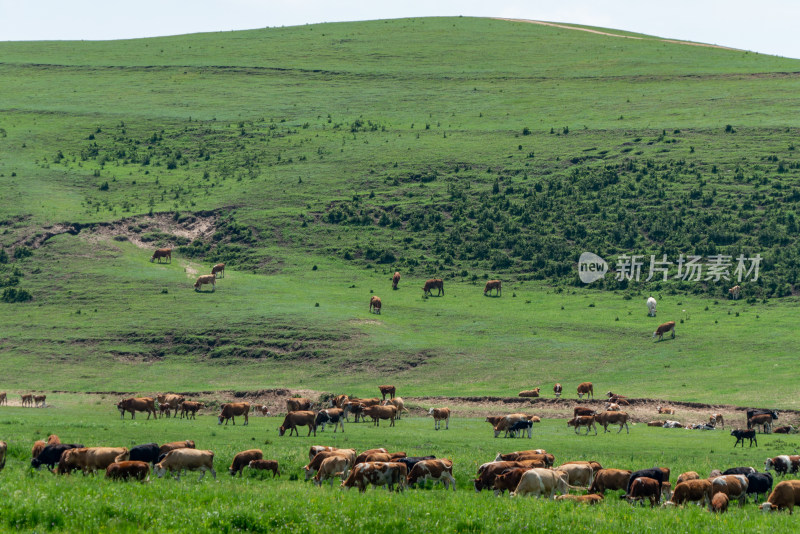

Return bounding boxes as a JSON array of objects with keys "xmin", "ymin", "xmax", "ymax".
[
  {"xmin": 381, "ymin": 398, "xmax": 407, "ymax": 420},
  {"xmin": 760, "ymin": 480, "xmax": 800, "ymax": 513},
  {"xmin": 217, "ymin": 402, "xmax": 249, "ymax": 425},
  {"xmin": 556, "ymin": 494, "xmax": 604, "ymax": 504},
  {"xmin": 286, "ymin": 398, "xmax": 313, "ymax": 413},
  {"xmin": 341, "ymin": 462, "xmax": 407, "ymax": 492},
  {"xmin": 484, "ymin": 280, "xmax": 502, "ymax": 296},
  {"xmin": 364, "ymin": 405, "xmax": 397, "ymax": 427},
  {"xmin": 159, "ymin": 440, "xmax": 195, "ymax": 456},
  {"xmin": 711, "ymin": 492, "xmax": 729, "ymax": 513},
  {"xmin": 314, "ymin": 455, "xmax": 351, "ymax": 487},
  {"xmin": 653, "ymin": 321, "xmax": 676, "ymax": 341},
  {"xmin": 677, "ymin": 471, "xmax": 701, "ymax": 485},
  {"xmin": 180, "ymin": 401, "xmax": 204, "ymax": 419},
  {"xmin": 573, "ymin": 407, "xmax": 596, "ymax": 418},
  {"xmin": 588, "ymin": 468, "xmax": 631, "ymax": 495},
  {"xmin": 106, "ymin": 461, "xmax": 150, "ymax": 481},
  {"xmin": 553, "ymin": 383, "xmax": 562, "ymax": 398},
  {"xmin": 211, "ymin": 263, "xmax": 225, "ymax": 278},
  {"xmin": 150, "ymin": 248, "xmax": 172, "ymax": 263},
  {"xmin": 560, "ymin": 460, "xmax": 603, "ymax": 473},
  {"xmin": 428, "ymin": 407, "xmax": 450, "ymax": 430},
  {"xmin": 194, "ymin": 274, "xmax": 216, "ymax": 292},
  {"xmin": 157, "ymin": 394, "xmax": 185, "ymax": 418},
  {"xmin": 407, "ymin": 459, "xmax": 455, "ymax": 491},
  {"xmin": 668, "ymin": 479, "xmax": 713, "ymax": 507},
  {"xmin": 577, "ymin": 382, "xmax": 594, "ymax": 399},
  {"xmin": 0, "ymin": 440, "xmax": 5, "ymax": 472},
  {"xmin": 657, "ymin": 406, "xmax": 675, "ymax": 415},
  {"xmin": 710, "ymin": 413, "xmax": 725, "ymax": 429},
  {"xmin": 62, "ymin": 447, "xmax": 129, "ymax": 475},
  {"xmin": 568, "ymin": 416, "xmax": 597, "ymax": 435},
  {"xmin": 392, "ymin": 272, "xmax": 401, "ymax": 290},
  {"xmin": 304, "ymin": 450, "xmax": 357, "ymax": 480},
  {"xmin": 229, "ymin": 449, "xmax": 262, "ymax": 476},
  {"xmin": 248, "ymin": 459, "xmax": 280, "ymax": 477},
  {"xmin": 34, "ymin": 394, "xmax": 46, "ymax": 408},
  {"xmin": 117, "ymin": 397, "xmax": 158, "ymax": 420},
  {"xmin": 474, "ymin": 461, "xmax": 525, "ymax": 492},
  {"xmin": 343, "ymin": 402, "xmax": 366, "ymax": 423},
  {"xmin": 279, "ymin": 410, "xmax": 316, "ymax": 436},
  {"xmin": 329, "ymin": 394, "xmax": 349, "ymax": 409},
  {"xmin": 749, "ymin": 414, "xmax": 773, "ymax": 434},
  {"xmin": 626, "ymin": 477, "xmax": 661, "ymax": 507},
  {"xmin": 712, "ymin": 475, "xmax": 748, "ymax": 507},
  {"xmin": 155, "ymin": 449, "xmax": 216, "ymax": 481},
  {"xmin": 32, "ymin": 440, "xmax": 46, "ymax": 459},
  {"xmin": 422, "ymin": 278, "xmax": 444, "ymax": 297},
  {"xmin": 369, "ymin": 295, "xmax": 382, "ymax": 314},
  {"xmin": 729, "ymin": 285, "xmax": 741, "ymax": 300},
  {"xmin": 353, "ymin": 449, "xmax": 390, "ymax": 465},
  {"xmin": 0, "ymin": 392, "xmax": 6, "ymax": 405},
  {"xmin": 594, "ymin": 411, "xmax": 630, "ymax": 434},
  {"xmin": 379, "ymin": 385, "xmax": 396, "ymax": 400},
  {"xmin": 47, "ymin": 434, "xmax": 61, "ymax": 445},
  {"xmin": 518, "ymin": 388, "xmax": 540, "ymax": 398},
  {"xmin": 493, "ymin": 467, "xmax": 529, "ymax": 496},
  {"xmin": 21, "ymin": 394, "xmax": 33, "ymax": 407},
  {"xmin": 647, "ymin": 420, "xmax": 666, "ymax": 427},
  {"xmin": 159, "ymin": 403, "xmax": 172, "ymax": 418}
]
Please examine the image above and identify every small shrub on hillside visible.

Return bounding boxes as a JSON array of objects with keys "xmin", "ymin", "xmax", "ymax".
[
  {"xmin": 1, "ymin": 288, "xmax": 32, "ymax": 303},
  {"xmin": 13, "ymin": 247, "xmax": 32, "ymax": 260}
]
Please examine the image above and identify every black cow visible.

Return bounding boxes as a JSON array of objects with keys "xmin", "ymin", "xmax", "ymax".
[
  {"xmin": 722, "ymin": 466, "xmax": 756, "ymax": 476},
  {"xmin": 128, "ymin": 443, "xmax": 160, "ymax": 465},
  {"xmin": 396, "ymin": 456, "xmax": 436, "ymax": 470},
  {"xmin": 508, "ymin": 420, "xmax": 533, "ymax": 438},
  {"xmin": 746, "ymin": 409, "xmax": 778, "ymax": 421},
  {"xmin": 731, "ymin": 429, "xmax": 757, "ymax": 447},
  {"xmin": 746, "ymin": 472, "xmax": 773, "ymax": 503},
  {"xmin": 31, "ymin": 444, "xmax": 84, "ymax": 470},
  {"xmin": 626, "ymin": 468, "xmax": 666, "ymax": 496}
]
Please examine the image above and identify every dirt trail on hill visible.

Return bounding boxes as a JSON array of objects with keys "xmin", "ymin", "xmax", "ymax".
[
  {"xmin": 495, "ymin": 18, "xmax": 740, "ymax": 52},
  {"xmin": 45, "ymin": 389, "xmax": 800, "ymax": 428}
]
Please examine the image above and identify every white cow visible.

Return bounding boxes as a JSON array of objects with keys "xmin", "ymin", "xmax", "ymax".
[{"xmin": 646, "ymin": 297, "xmax": 657, "ymax": 317}]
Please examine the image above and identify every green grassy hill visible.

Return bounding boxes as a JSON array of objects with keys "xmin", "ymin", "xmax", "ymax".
[{"xmin": 2, "ymin": 17, "xmax": 800, "ymax": 405}]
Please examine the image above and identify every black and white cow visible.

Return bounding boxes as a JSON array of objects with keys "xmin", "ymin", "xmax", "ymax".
[
  {"xmin": 315, "ymin": 408, "xmax": 345, "ymax": 433},
  {"xmin": 508, "ymin": 420, "xmax": 533, "ymax": 439}
]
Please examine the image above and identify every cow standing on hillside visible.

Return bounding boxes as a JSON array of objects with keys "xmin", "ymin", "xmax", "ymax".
[
  {"xmin": 484, "ymin": 280, "xmax": 501, "ymax": 296},
  {"xmin": 392, "ymin": 272, "xmax": 401, "ymax": 290},
  {"xmin": 422, "ymin": 279, "xmax": 444, "ymax": 297},
  {"xmin": 150, "ymin": 248, "xmax": 172, "ymax": 263}
]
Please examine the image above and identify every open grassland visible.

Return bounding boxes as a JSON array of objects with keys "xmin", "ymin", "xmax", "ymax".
[{"xmin": 2, "ymin": 398, "xmax": 800, "ymax": 532}]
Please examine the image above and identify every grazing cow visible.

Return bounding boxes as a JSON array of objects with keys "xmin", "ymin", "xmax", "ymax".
[
  {"xmin": 474, "ymin": 461, "xmax": 526, "ymax": 492},
  {"xmin": 407, "ymin": 459, "xmax": 455, "ymax": 491},
  {"xmin": 117, "ymin": 397, "xmax": 157, "ymax": 420},
  {"xmin": 0, "ymin": 392, "xmax": 6, "ymax": 405},
  {"xmin": 106, "ymin": 461, "xmax": 150, "ymax": 481},
  {"xmin": 31, "ymin": 444, "xmax": 83, "ymax": 470},
  {"xmin": 553, "ymin": 383, "xmax": 562, "ymax": 398},
  {"xmin": 773, "ymin": 426, "xmax": 797, "ymax": 434},
  {"xmin": 34, "ymin": 394, "xmax": 46, "ymax": 408},
  {"xmin": 32, "ymin": 440, "xmax": 46, "ymax": 459},
  {"xmin": 150, "ymin": 248, "xmax": 172, "ymax": 263},
  {"xmin": 594, "ymin": 411, "xmax": 630, "ymax": 434},
  {"xmin": 626, "ymin": 477, "xmax": 661, "ymax": 507},
  {"xmin": 493, "ymin": 451, "xmax": 549, "ymax": 463},
  {"xmin": 588, "ymin": 469, "xmax": 632, "ymax": 495},
  {"xmin": 627, "ymin": 468, "xmax": 667, "ymax": 496},
  {"xmin": 315, "ymin": 408, "xmax": 345, "ymax": 433},
  {"xmin": 512, "ymin": 468, "xmax": 569, "ymax": 498},
  {"xmin": 364, "ymin": 405, "xmax": 397, "ymax": 427},
  {"xmin": 657, "ymin": 406, "xmax": 674, "ymax": 415},
  {"xmin": 653, "ymin": 321, "xmax": 675, "ymax": 341},
  {"xmin": 709, "ymin": 414, "xmax": 724, "ymax": 429},
  {"xmin": 747, "ymin": 472, "xmax": 774, "ymax": 503},
  {"xmin": 286, "ymin": 398, "xmax": 313, "ymax": 413},
  {"xmin": 567, "ymin": 416, "xmax": 597, "ymax": 435},
  {"xmin": 309, "ymin": 445, "xmax": 352, "ymax": 462},
  {"xmin": 155, "ymin": 448, "xmax": 216, "ymax": 481},
  {"xmin": 159, "ymin": 403, "xmax": 172, "ymax": 418},
  {"xmin": 729, "ymin": 285, "xmax": 741, "ymax": 300},
  {"xmin": 748, "ymin": 414, "xmax": 773, "ymax": 434},
  {"xmin": 518, "ymin": 388, "xmax": 540, "ymax": 398},
  {"xmin": 556, "ymin": 494, "xmax": 604, "ymax": 505},
  {"xmin": 381, "ymin": 397, "xmax": 407, "ymax": 419},
  {"xmin": 369, "ymin": 295, "xmax": 382, "ymax": 314},
  {"xmin": 731, "ymin": 428, "xmax": 757, "ymax": 447},
  {"xmin": 194, "ymin": 274, "xmax": 216, "ymax": 292},
  {"xmin": 159, "ymin": 440, "xmax": 195, "ymax": 456},
  {"xmin": 397, "ymin": 455, "xmax": 436, "ymax": 471},
  {"xmin": 0, "ymin": 441, "xmax": 5, "ymax": 472},
  {"xmin": 493, "ymin": 467, "xmax": 530, "ymax": 496},
  {"xmin": 646, "ymin": 296, "xmax": 657, "ymax": 317},
  {"xmin": 392, "ymin": 271, "xmax": 401, "ymax": 290},
  {"xmin": 555, "ymin": 463, "xmax": 594, "ymax": 489},
  {"xmin": 341, "ymin": 462, "xmax": 408, "ymax": 493},
  {"xmin": 711, "ymin": 475, "xmax": 749, "ymax": 507},
  {"xmin": 508, "ymin": 420, "xmax": 533, "ymax": 439},
  {"xmin": 760, "ymin": 480, "xmax": 800, "ymax": 513},
  {"xmin": 560, "ymin": 460, "xmax": 602, "ymax": 473},
  {"xmin": 229, "ymin": 449, "xmax": 263, "ymax": 476},
  {"xmin": 279, "ymin": 410, "xmax": 316, "ymax": 436},
  {"xmin": 217, "ymin": 402, "xmax": 249, "ymax": 425},
  {"xmin": 21, "ymin": 394, "xmax": 33, "ymax": 407},
  {"xmin": 248, "ymin": 459, "xmax": 280, "ymax": 477},
  {"xmin": 59, "ymin": 447, "xmax": 128, "ymax": 475},
  {"xmin": 422, "ymin": 278, "xmax": 444, "ymax": 297},
  {"xmin": 115, "ymin": 443, "xmax": 160, "ymax": 465},
  {"xmin": 353, "ymin": 449, "xmax": 397, "ymax": 466},
  {"xmin": 314, "ymin": 455, "xmax": 351, "ymax": 487},
  {"xmin": 576, "ymin": 382, "xmax": 593, "ymax": 399},
  {"xmin": 667, "ymin": 479, "xmax": 713, "ymax": 507},
  {"xmin": 677, "ymin": 471, "xmax": 701, "ymax": 485},
  {"xmin": 428, "ymin": 407, "xmax": 450, "ymax": 430},
  {"xmin": 379, "ymin": 385, "xmax": 396, "ymax": 400},
  {"xmin": 156, "ymin": 394, "xmax": 185, "ymax": 418},
  {"xmin": 180, "ymin": 401, "xmax": 204, "ymax": 419},
  {"xmin": 211, "ymin": 263, "xmax": 225, "ymax": 278},
  {"xmin": 304, "ymin": 450, "xmax": 356, "ymax": 481},
  {"xmin": 711, "ymin": 492, "xmax": 729, "ymax": 513},
  {"xmin": 484, "ymin": 280, "xmax": 502, "ymax": 296}
]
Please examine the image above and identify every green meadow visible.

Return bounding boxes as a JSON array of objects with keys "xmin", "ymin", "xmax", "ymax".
[{"xmin": 2, "ymin": 16, "xmax": 800, "ymax": 531}]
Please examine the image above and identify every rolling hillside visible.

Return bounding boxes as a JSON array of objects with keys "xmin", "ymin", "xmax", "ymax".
[{"xmin": 2, "ymin": 17, "xmax": 800, "ymax": 405}]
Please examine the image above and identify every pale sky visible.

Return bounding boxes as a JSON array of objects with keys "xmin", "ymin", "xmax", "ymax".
[{"xmin": 2, "ymin": 0, "xmax": 799, "ymax": 59}]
